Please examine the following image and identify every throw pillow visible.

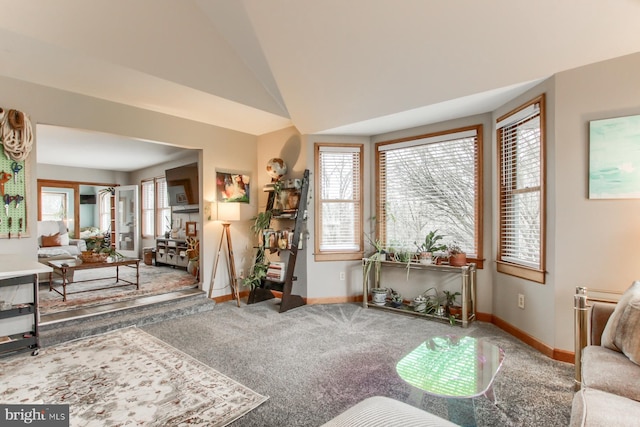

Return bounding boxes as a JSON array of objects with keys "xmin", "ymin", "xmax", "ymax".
[
  {"xmin": 601, "ymin": 281, "xmax": 640, "ymax": 352},
  {"xmin": 41, "ymin": 233, "xmax": 62, "ymax": 247},
  {"xmin": 614, "ymin": 301, "xmax": 640, "ymax": 365},
  {"xmin": 59, "ymin": 232, "xmax": 70, "ymax": 246}
]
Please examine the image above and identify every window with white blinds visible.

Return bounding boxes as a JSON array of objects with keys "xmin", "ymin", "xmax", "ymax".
[
  {"xmin": 376, "ymin": 126, "xmax": 483, "ymax": 264},
  {"xmin": 99, "ymin": 192, "xmax": 111, "ymax": 232},
  {"xmin": 141, "ymin": 180, "xmax": 154, "ymax": 237},
  {"xmin": 497, "ymin": 95, "xmax": 545, "ymax": 283},
  {"xmin": 314, "ymin": 143, "xmax": 364, "ymax": 261},
  {"xmin": 156, "ymin": 177, "xmax": 170, "ymax": 237},
  {"xmin": 140, "ymin": 177, "xmax": 169, "ymax": 238}
]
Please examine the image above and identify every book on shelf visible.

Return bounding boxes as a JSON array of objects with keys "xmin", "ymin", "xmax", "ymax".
[{"xmin": 266, "ymin": 262, "xmax": 285, "ymax": 282}]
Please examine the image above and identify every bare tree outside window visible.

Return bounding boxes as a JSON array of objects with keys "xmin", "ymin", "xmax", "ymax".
[{"xmin": 377, "ymin": 127, "xmax": 482, "ymax": 259}]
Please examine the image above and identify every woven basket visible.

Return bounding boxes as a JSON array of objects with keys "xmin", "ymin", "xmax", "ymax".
[{"xmin": 80, "ymin": 251, "xmax": 109, "ymax": 263}]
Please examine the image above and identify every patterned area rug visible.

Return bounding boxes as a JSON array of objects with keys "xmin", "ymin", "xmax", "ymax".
[
  {"xmin": 0, "ymin": 327, "xmax": 268, "ymax": 426},
  {"xmin": 39, "ymin": 264, "xmax": 198, "ymax": 315}
]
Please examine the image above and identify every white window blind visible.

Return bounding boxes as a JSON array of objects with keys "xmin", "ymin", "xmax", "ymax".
[
  {"xmin": 377, "ymin": 128, "xmax": 480, "ymax": 256},
  {"xmin": 156, "ymin": 177, "xmax": 170, "ymax": 237},
  {"xmin": 498, "ymin": 101, "xmax": 543, "ymax": 271},
  {"xmin": 316, "ymin": 144, "xmax": 363, "ymax": 256},
  {"xmin": 141, "ymin": 180, "xmax": 154, "ymax": 237},
  {"xmin": 99, "ymin": 192, "xmax": 111, "ymax": 232}
]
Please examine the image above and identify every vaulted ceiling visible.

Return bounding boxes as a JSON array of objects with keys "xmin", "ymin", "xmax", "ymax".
[{"xmin": 1, "ymin": 0, "xmax": 640, "ymax": 137}]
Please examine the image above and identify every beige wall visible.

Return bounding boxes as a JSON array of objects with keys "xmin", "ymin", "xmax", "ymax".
[
  {"xmin": 553, "ymin": 52, "xmax": 640, "ymax": 350},
  {"xmin": 0, "ymin": 76, "xmax": 257, "ymax": 298}
]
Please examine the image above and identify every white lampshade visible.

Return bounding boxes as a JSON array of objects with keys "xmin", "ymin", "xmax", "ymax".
[{"xmin": 216, "ymin": 202, "xmax": 255, "ymax": 223}]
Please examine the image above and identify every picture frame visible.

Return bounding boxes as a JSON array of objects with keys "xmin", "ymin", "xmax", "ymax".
[
  {"xmin": 216, "ymin": 172, "xmax": 250, "ymax": 203},
  {"xmin": 186, "ymin": 222, "xmax": 197, "ymax": 237},
  {"xmin": 589, "ymin": 114, "xmax": 640, "ymax": 199}
]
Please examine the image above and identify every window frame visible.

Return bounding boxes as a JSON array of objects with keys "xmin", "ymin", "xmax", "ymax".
[
  {"xmin": 314, "ymin": 142, "xmax": 364, "ymax": 261},
  {"xmin": 375, "ymin": 125, "xmax": 484, "ymax": 269},
  {"xmin": 496, "ymin": 94, "xmax": 546, "ymax": 283}
]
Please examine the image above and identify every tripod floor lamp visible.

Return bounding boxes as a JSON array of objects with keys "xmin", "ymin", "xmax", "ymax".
[{"xmin": 208, "ymin": 202, "xmax": 245, "ymax": 306}]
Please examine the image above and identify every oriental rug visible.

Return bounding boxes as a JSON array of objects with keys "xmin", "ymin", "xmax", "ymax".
[
  {"xmin": 0, "ymin": 327, "xmax": 268, "ymax": 426},
  {"xmin": 39, "ymin": 264, "xmax": 198, "ymax": 315}
]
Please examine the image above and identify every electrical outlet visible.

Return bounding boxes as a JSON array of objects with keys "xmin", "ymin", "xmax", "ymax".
[
  {"xmin": 339, "ymin": 272, "xmax": 346, "ymax": 281},
  {"xmin": 518, "ymin": 294, "xmax": 525, "ymax": 309}
]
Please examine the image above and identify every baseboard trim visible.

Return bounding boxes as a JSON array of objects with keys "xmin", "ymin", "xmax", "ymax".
[
  {"xmin": 213, "ymin": 292, "xmax": 575, "ymax": 363},
  {"xmin": 491, "ymin": 314, "xmax": 575, "ymax": 363}
]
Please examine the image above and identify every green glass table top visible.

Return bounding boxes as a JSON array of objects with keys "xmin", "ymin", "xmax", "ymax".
[{"xmin": 396, "ymin": 335, "xmax": 504, "ymax": 399}]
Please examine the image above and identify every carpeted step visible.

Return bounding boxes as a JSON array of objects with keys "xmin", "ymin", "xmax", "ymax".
[{"xmin": 38, "ymin": 290, "xmax": 216, "ymax": 347}]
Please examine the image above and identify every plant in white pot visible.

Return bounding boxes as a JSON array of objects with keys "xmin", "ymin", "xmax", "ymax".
[
  {"xmin": 371, "ymin": 287, "xmax": 388, "ymax": 306},
  {"xmin": 415, "ymin": 230, "xmax": 447, "ymax": 265}
]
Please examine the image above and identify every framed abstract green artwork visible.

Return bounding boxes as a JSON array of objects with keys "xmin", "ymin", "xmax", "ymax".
[{"xmin": 589, "ymin": 114, "xmax": 640, "ymax": 199}]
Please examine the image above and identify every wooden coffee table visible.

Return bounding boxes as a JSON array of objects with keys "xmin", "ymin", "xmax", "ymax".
[{"xmin": 47, "ymin": 258, "xmax": 140, "ymax": 301}]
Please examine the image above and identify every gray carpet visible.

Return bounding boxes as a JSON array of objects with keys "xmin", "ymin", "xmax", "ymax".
[{"xmin": 142, "ymin": 300, "xmax": 574, "ymax": 426}]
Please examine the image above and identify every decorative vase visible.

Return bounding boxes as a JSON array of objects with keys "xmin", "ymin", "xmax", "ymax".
[
  {"xmin": 371, "ymin": 288, "xmax": 387, "ymax": 306},
  {"xmin": 187, "ymin": 259, "xmax": 198, "ymax": 277}
]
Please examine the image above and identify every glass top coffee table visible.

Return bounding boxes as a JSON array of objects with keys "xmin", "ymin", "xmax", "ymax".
[{"xmin": 396, "ymin": 335, "xmax": 504, "ymax": 426}]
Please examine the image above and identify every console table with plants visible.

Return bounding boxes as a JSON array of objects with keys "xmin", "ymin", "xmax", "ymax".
[{"xmin": 362, "ymin": 259, "xmax": 477, "ymax": 327}]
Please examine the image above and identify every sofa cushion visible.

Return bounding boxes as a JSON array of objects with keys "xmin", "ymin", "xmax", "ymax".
[
  {"xmin": 37, "ymin": 220, "xmax": 68, "ymax": 246},
  {"xmin": 41, "ymin": 233, "xmax": 62, "ymax": 247},
  {"xmin": 614, "ymin": 301, "xmax": 640, "ymax": 365},
  {"xmin": 570, "ymin": 388, "xmax": 640, "ymax": 427},
  {"xmin": 582, "ymin": 345, "xmax": 640, "ymax": 401},
  {"xmin": 601, "ymin": 281, "xmax": 640, "ymax": 352}
]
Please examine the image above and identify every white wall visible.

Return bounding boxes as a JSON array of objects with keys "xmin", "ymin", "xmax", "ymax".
[{"xmin": 0, "ymin": 75, "xmax": 257, "ymax": 298}]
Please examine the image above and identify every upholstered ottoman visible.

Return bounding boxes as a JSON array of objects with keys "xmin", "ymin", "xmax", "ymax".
[{"xmin": 321, "ymin": 396, "xmax": 457, "ymax": 427}]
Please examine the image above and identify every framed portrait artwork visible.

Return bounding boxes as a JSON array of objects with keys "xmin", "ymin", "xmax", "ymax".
[
  {"xmin": 186, "ymin": 222, "xmax": 197, "ymax": 237},
  {"xmin": 216, "ymin": 172, "xmax": 250, "ymax": 203},
  {"xmin": 589, "ymin": 114, "xmax": 640, "ymax": 199}
]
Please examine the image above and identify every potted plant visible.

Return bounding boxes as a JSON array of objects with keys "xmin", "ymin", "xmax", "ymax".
[
  {"xmin": 447, "ymin": 242, "xmax": 467, "ymax": 267},
  {"xmin": 413, "ymin": 287, "xmax": 439, "ymax": 314},
  {"xmin": 415, "ymin": 230, "xmax": 447, "ymax": 265},
  {"xmin": 371, "ymin": 287, "xmax": 388, "ymax": 306},
  {"xmin": 388, "ymin": 288, "xmax": 403, "ymax": 308},
  {"xmin": 444, "ymin": 290, "xmax": 462, "ymax": 323},
  {"xmin": 363, "ymin": 235, "xmax": 387, "ymax": 289},
  {"xmin": 242, "ymin": 247, "xmax": 269, "ymax": 289}
]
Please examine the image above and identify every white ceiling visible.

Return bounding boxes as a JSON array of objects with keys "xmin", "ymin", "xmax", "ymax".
[{"xmin": 2, "ymin": 0, "xmax": 640, "ymax": 168}]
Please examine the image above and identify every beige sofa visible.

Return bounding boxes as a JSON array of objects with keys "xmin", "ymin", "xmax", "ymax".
[
  {"xmin": 571, "ymin": 283, "xmax": 640, "ymax": 426},
  {"xmin": 37, "ymin": 220, "xmax": 86, "ymax": 283}
]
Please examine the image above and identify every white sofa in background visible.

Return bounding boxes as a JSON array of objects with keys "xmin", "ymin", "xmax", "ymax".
[{"xmin": 37, "ymin": 220, "xmax": 86, "ymax": 283}]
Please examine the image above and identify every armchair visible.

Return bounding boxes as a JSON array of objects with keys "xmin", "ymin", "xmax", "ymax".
[{"xmin": 571, "ymin": 284, "xmax": 640, "ymax": 426}]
